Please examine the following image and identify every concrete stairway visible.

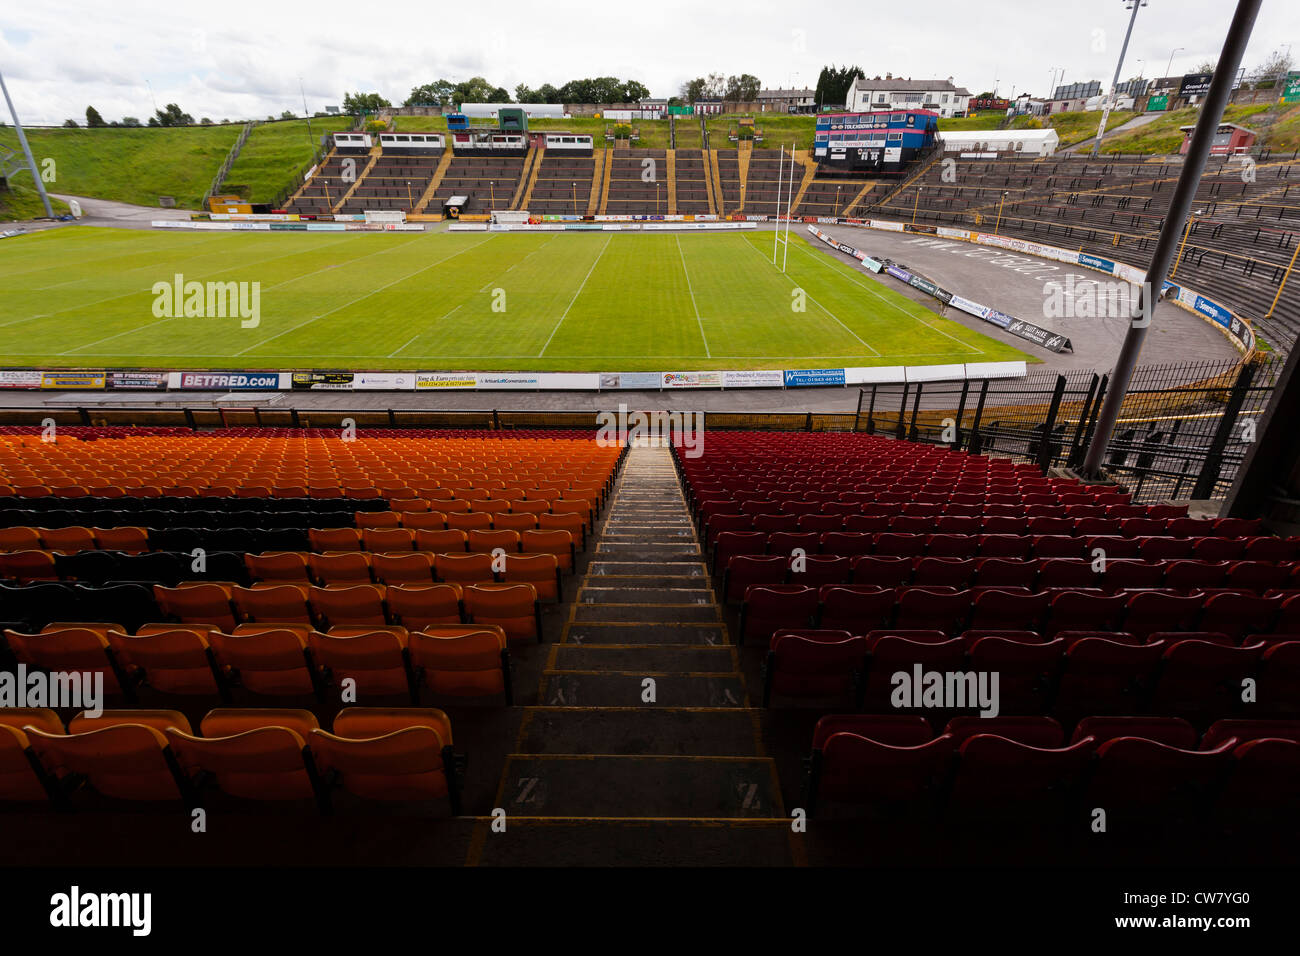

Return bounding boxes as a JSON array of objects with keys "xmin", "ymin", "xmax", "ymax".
[{"xmin": 469, "ymin": 446, "xmax": 798, "ymax": 865}]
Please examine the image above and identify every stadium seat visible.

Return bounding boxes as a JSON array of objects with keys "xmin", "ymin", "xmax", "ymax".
[{"xmin": 307, "ymin": 708, "xmax": 461, "ymax": 811}]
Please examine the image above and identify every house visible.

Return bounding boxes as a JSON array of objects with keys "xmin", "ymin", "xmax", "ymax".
[
  {"xmin": 845, "ymin": 75, "xmax": 972, "ymax": 118},
  {"xmin": 756, "ymin": 88, "xmax": 816, "ymax": 113}
]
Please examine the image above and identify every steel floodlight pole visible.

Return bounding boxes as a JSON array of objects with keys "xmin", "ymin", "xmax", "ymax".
[
  {"xmin": 0, "ymin": 69, "xmax": 54, "ymax": 219},
  {"xmin": 1081, "ymin": 0, "xmax": 1262, "ymax": 479},
  {"xmin": 1092, "ymin": 0, "xmax": 1145, "ymax": 158},
  {"xmin": 783, "ymin": 144, "xmax": 794, "ymax": 273}
]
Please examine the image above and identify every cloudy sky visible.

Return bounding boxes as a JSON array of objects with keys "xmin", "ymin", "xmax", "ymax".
[{"xmin": 1, "ymin": 0, "xmax": 1295, "ymax": 126}]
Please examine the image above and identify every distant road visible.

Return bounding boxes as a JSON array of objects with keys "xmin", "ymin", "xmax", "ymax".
[{"xmin": 50, "ymin": 194, "xmax": 192, "ymax": 228}]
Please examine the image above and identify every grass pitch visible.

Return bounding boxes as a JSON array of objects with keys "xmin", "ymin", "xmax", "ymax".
[{"xmin": 0, "ymin": 226, "xmax": 1030, "ymax": 371}]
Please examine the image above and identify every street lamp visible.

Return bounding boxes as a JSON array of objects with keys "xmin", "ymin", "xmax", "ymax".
[
  {"xmin": 995, "ymin": 190, "xmax": 1009, "ymax": 234},
  {"xmin": 1092, "ymin": 0, "xmax": 1147, "ymax": 158},
  {"xmin": 489, "ymin": 180, "xmax": 495, "ymax": 209},
  {"xmin": 572, "ymin": 181, "xmax": 577, "ymax": 215},
  {"xmin": 323, "ymin": 178, "xmax": 331, "ymax": 208},
  {"xmin": 1165, "ymin": 47, "xmax": 1185, "ymax": 86},
  {"xmin": 835, "ymin": 184, "xmax": 842, "ymax": 215},
  {"xmin": 912, "ymin": 185, "xmax": 923, "ymax": 224},
  {"xmin": 406, "ymin": 180, "xmax": 412, "ymax": 209},
  {"xmin": 1171, "ymin": 208, "xmax": 1204, "ymax": 277}
]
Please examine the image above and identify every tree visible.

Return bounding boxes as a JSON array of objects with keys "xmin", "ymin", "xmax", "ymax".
[
  {"xmin": 200, "ymin": 117, "xmax": 214, "ymax": 125},
  {"xmin": 150, "ymin": 103, "xmax": 194, "ymax": 127},
  {"xmin": 452, "ymin": 77, "xmax": 506, "ymax": 104},
  {"xmin": 63, "ymin": 118, "xmax": 79, "ymax": 128},
  {"xmin": 559, "ymin": 78, "xmax": 594, "ymax": 103},
  {"xmin": 1253, "ymin": 48, "xmax": 1295, "ymax": 88},
  {"xmin": 814, "ymin": 64, "xmax": 865, "ymax": 109},
  {"xmin": 405, "ymin": 80, "xmax": 456, "ymax": 107},
  {"xmin": 85, "ymin": 105, "xmax": 106, "ymax": 127},
  {"xmin": 342, "ymin": 91, "xmax": 391, "ymax": 114},
  {"xmin": 681, "ymin": 77, "xmax": 707, "ymax": 103},
  {"xmin": 1194, "ymin": 59, "xmax": 1217, "ymax": 74},
  {"xmin": 121, "ymin": 116, "xmax": 142, "ymax": 127},
  {"xmin": 724, "ymin": 73, "xmax": 761, "ymax": 102},
  {"xmin": 668, "ymin": 95, "xmax": 683, "ymax": 107},
  {"xmin": 705, "ymin": 72, "xmax": 726, "ymax": 98},
  {"xmin": 624, "ymin": 80, "xmax": 650, "ymax": 101},
  {"xmin": 280, "ymin": 110, "xmax": 295, "ymax": 120}
]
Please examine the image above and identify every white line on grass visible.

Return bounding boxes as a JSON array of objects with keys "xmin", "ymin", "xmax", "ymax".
[
  {"xmin": 0, "ymin": 237, "xmax": 365, "ymax": 333},
  {"xmin": 388, "ymin": 305, "xmax": 461, "ymax": 357},
  {"xmin": 234, "ymin": 235, "xmax": 494, "ymax": 356},
  {"xmin": 537, "ymin": 234, "xmax": 611, "ymax": 357},
  {"xmin": 740, "ymin": 233, "xmax": 880, "ymax": 356},
  {"xmin": 32, "ymin": 235, "xmax": 237, "ymax": 291},
  {"xmin": 56, "ymin": 238, "xmax": 377, "ymax": 355},
  {"xmin": 675, "ymin": 235, "xmax": 711, "ymax": 358},
  {"xmin": 789, "ymin": 238, "xmax": 982, "ymax": 354},
  {"xmin": 478, "ymin": 236, "xmax": 557, "ymax": 292}
]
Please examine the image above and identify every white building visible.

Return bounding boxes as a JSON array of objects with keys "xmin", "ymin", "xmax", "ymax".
[
  {"xmin": 845, "ymin": 75, "xmax": 972, "ymax": 118},
  {"xmin": 458, "ymin": 103, "xmax": 567, "ymax": 119},
  {"xmin": 938, "ymin": 129, "xmax": 1060, "ymax": 156},
  {"xmin": 1084, "ymin": 93, "xmax": 1136, "ymax": 111}
]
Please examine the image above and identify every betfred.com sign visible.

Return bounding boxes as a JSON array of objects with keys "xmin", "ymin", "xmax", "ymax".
[{"xmin": 174, "ymin": 372, "xmax": 281, "ymax": 390}]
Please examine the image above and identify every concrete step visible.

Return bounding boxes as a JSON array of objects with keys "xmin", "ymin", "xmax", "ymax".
[
  {"xmin": 563, "ymin": 622, "xmax": 728, "ymax": 645},
  {"xmin": 538, "ymin": 671, "xmax": 747, "ymax": 707},
  {"xmin": 494, "ymin": 753, "xmax": 784, "ymax": 818},
  {"xmin": 578, "ymin": 585, "xmax": 714, "ymax": 604},
  {"xmin": 552, "ymin": 643, "xmax": 736, "ymax": 672},
  {"xmin": 516, "ymin": 706, "xmax": 758, "ymax": 755},
  {"xmin": 573, "ymin": 603, "xmax": 722, "ymax": 624}
]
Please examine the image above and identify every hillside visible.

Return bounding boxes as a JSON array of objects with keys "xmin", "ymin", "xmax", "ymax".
[
  {"xmin": 0, "ymin": 182, "xmax": 69, "ymax": 221},
  {"xmin": 1100, "ymin": 103, "xmax": 1270, "ymax": 154},
  {"xmin": 222, "ymin": 117, "xmax": 354, "ymax": 203},
  {"xmin": 0, "ymin": 123, "xmax": 241, "ymax": 209},
  {"xmin": 1012, "ymin": 109, "xmax": 1138, "ymax": 147}
]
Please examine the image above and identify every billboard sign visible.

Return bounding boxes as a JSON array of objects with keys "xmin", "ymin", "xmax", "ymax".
[
  {"xmin": 40, "ymin": 372, "xmax": 105, "ymax": 389},
  {"xmin": 1179, "ymin": 73, "xmax": 1213, "ymax": 97},
  {"xmin": 291, "ymin": 371, "xmax": 355, "ymax": 390},
  {"xmin": 783, "ymin": 368, "xmax": 846, "ymax": 387},
  {"xmin": 175, "ymin": 372, "xmax": 282, "ymax": 390}
]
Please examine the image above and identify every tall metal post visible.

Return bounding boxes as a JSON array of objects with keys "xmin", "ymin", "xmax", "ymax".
[
  {"xmin": 1092, "ymin": 0, "xmax": 1145, "ymax": 158},
  {"xmin": 1081, "ymin": 0, "xmax": 1262, "ymax": 478},
  {"xmin": 0, "ymin": 70, "xmax": 54, "ymax": 218}
]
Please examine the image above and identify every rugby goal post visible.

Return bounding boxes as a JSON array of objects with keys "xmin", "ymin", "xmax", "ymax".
[{"xmin": 771, "ymin": 144, "xmax": 794, "ymax": 273}]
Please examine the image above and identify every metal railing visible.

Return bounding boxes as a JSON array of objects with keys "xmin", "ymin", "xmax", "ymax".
[
  {"xmin": 854, "ymin": 355, "xmax": 1283, "ymax": 502},
  {"xmin": 201, "ymin": 122, "xmax": 255, "ymax": 206}
]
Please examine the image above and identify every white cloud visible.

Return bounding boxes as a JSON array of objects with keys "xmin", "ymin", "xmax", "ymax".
[{"xmin": 1, "ymin": 0, "xmax": 1295, "ymax": 125}]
